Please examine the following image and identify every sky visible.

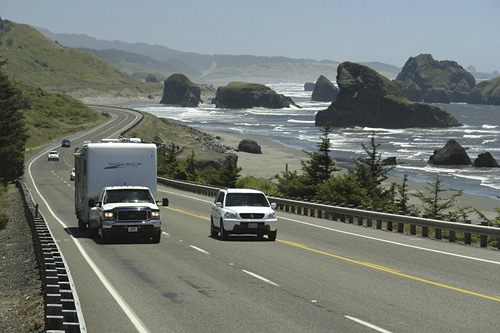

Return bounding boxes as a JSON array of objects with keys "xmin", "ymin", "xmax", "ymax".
[{"xmin": 2, "ymin": 0, "xmax": 499, "ymax": 72}]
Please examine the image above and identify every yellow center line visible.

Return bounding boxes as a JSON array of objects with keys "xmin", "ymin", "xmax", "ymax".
[
  {"xmin": 277, "ymin": 239, "xmax": 500, "ymax": 302},
  {"xmin": 166, "ymin": 205, "xmax": 500, "ymax": 303}
]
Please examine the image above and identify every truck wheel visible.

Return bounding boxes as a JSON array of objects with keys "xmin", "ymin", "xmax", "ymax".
[
  {"xmin": 268, "ymin": 230, "xmax": 277, "ymax": 241},
  {"xmin": 210, "ymin": 218, "xmax": 218, "ymax": 237},
  {"xmin": 220, "ymin": 221, "xmax": 229, "ymax": 240},
  {"xmin": 78, "ymin": 218, "xmax": 86, "ymax": 231},
  {"xmin": 100, "ymin": 228, "xmax": 111, "ymax": 244},
  {"xmin": 152, "ymin": 231, "xmax": 161, "ymax": 243}
]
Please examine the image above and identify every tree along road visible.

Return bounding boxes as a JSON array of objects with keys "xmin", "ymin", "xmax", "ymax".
[{"xmin": 23, "ymin": 106, "xmax": 500, "ymax": 332}]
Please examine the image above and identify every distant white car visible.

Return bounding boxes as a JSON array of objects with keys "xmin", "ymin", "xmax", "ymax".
[
  {"xmin": 211, "ymin": 188, "xmax": 278, "ymax": 241},
  {"xmin": 70, "ymin": 168, "xmax": 75, "ymax": 181},
  {"xmin": 48, "ymin": 151, "xmax": 59, "ymax": 161}
]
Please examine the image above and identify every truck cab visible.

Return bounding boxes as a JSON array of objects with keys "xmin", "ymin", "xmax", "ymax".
[{"xmin": 89, "ymin": 186, "xmax": 164, "ymax": 243}]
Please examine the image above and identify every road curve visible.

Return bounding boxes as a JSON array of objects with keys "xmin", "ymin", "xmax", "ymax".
[{"xmin": 23, "ymin": 106, "xmax": 500, "ymax": 332}]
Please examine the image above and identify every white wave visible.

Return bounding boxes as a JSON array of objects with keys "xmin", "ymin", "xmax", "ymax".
[
  {"xmin": 482, "ymin": 124, "xmax": 498, "ymax": 129},
  {"xmin": 288, "ymin": 119, "xmax": 316, "ymax": 124}
]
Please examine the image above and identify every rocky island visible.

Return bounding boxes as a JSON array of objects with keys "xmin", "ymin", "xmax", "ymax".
[
  {"xmin": 160, "ymin": 73, "xmax": 202, "ymax": 107},
  {"xmin": 315, "ymin": 62, "xmax": 462, "ymax": 128},
  {"xmin": 213, "ymin": 81, "xmax": 298, "ymax": 108},
  {"xmin": 393, "ymin": 54, "xmax": 475, "ymax": 103}
]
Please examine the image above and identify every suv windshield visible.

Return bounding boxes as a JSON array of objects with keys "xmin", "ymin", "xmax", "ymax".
[
  {"xmin": 104, "ymin": 189, "xmax": 154, "ymax": 204},
  {"xmin": 225, "ymin": 193, "xmax": 269, "ymax": 207}
]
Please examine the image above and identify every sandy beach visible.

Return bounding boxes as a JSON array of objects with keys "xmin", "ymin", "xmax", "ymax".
[{"xmin": 209, "ymin": 129, "xmax": 500, "ymax": 220}]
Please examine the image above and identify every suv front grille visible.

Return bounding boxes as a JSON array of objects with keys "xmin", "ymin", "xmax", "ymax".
[
  {"xmin": 116, "ymin": 209, "xmax": 150, "ymax": 221},
  {"xmin": 239, "ymin": 213, "xmax": 265, "ymax": 219}
]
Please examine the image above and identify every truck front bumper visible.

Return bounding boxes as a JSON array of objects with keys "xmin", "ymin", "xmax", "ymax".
[{"xmin": 102, "ymin": 219, "xmax": 162, "ymax": 235}]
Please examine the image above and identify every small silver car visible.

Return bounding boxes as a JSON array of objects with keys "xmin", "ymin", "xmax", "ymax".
[{"xmin": 48, "ymin": 151, "xmax": 59, "ymax": 161}]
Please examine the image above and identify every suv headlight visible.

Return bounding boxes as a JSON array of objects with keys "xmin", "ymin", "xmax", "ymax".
[
  {"xmin": 224, "ymin": 211, "xmax": 237, "ymax": 219},
  {"xmin": 268, "ymin": 211, "xmax": 276, "ymax": 219},
  {"xmin": 104, "ymin": 211, "xmax": 114, "ymax": 219},
  {"xmin": 152, "ymin": 210, "xmax": 160, "ymax": 218}
]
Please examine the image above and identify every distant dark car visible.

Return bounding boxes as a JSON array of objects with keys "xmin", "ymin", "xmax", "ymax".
[{"xmin": 62, "ymin": 139, "xmax": 71, "ymax": 147}]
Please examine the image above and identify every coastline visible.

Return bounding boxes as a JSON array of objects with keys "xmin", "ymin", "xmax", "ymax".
[{"xmin": 208, "ymin": 129, "xmax": 500, "ymax": 220}]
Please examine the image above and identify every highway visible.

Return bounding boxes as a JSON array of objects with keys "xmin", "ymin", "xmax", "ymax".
[{"xmin": 23, "ymin": 106, "xmax": 500, "ymax": 332}]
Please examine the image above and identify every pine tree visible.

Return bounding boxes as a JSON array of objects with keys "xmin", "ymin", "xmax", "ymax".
[
  {"xmin": 301, "ymin": 124, "xmax": 338, "ymax": 184},
  {"xmin": 412, "ymin": 175, "xmax": 463, "ymax": 218},
  {"xmin": 0, "ymin": 59, "xmax": 28, "ymax": 184}
]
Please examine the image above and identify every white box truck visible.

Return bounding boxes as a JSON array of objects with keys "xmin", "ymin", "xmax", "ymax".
[{"xmin": 74, "ymin": 142, "xmax": 167, "ymax": 243}]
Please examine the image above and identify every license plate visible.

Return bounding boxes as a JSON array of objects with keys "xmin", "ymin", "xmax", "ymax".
[
  {"xmin": 248, "ymin": 223, "xmax": 258, "ymax": 228},
  {"xmin": 128, "ymin": 226, "xmax": 138, "ymax": 232}
]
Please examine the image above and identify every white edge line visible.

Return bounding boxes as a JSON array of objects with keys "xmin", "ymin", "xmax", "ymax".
[
  {"xmin": 28, "ymin": 144, "xmax": 150, "ymax": 333},
  {"xmin": 241, "ymin": 270, "xmax": 279, "ymax": 287},
  {"xmin": 345, "ymin": 315, "xmax": 392, "ymax": 333},
  {"xmin": 189, "ymin": 245, "xmax": 209, "ymax": 254},
  {"xmin": 156, "ymin": 188, "xmax": 500, "ymax": 266},
  {"xmin": 280, "ymin": 216, "xmax": 500, "ymax": 265}
]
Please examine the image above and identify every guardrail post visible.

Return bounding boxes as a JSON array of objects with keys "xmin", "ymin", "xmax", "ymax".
[
  {"xmin": 317, "ymin": 201, "xmax": 323, "ymax": 219},
  {"xmin": 387, "ymin": 210, "xmax": 393, "ymax": 231},
  {"xmin": 376, "ymin": 208, "xmax": 382, "ymax": 229},
  {"xmin": 410, "ymin": 212, "xmax": 416, "ymax": 235},
  {"xmin": 497, "ymin": 225, "xmax": 500, "ymax": 250},
  {"xmin": 367, "ymin": 207, "xmax": 373, "ymax": 228},
  {"xmin": 449, "ymin": 218, "xmax": 456, "ymax": 242},
  {"xmin": 463, "ymin": 219, "xmax": 471, "ymax": 245},
  {"xmin": 348, "ymin": 204, "xmax": 354, "ymax": 224},
  {"xmin": 435, "ymin": 216, "xmax": 442, "ymax": 239},
  {"xmin": 397, "ymin": 211, "xmax": 404, "ymax": 233},
  {"xmin": 480, "ymin": 221, "xmax": 488, "ymax": 247},
  {"xmin": 332, "ymin": 203, "xmax": 338, "ymax": 221},
  {"xmin": 357, "ymin": 206, "xmax": 363, "ymax": 225},
  {"xmin": 422, "ymin": 215, "xmax": 429, "ymax": 238}
]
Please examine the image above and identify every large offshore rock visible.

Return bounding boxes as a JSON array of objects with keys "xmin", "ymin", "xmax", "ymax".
[
  {"xmin": 160, "ymin": 73, "xmax": 201, "ymax": 107},
  {"xmin": 467, "ymin": 76, "xmax": 500, "ymax": 105},
  {"xmin": 428, "ymin": 139, "xmax": 471, "ymax": 165},
  {"xmin": 311, "ymin": 75, "xmax": 339, "ymax": 102},
  {"xmin": 315, "ymin": 62, "xmax": 462, "ymax": 128},
  {"xmin": 213, "ymin": 81, "xmax": 297, "ymax": 108},
  {"xmin": 473, "ymin": 152, "xmax": 500, "ymax": 167},
  {"xmin": 394, "ymin": 54, "xmax": 475, "ymax": 103}
]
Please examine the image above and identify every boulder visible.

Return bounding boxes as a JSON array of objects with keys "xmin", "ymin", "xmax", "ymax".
[
  {"xmin": 304, "ymin": 82, "xmax": 315, "ymax": 91},
  {"xmin": 213, "ymin": 81, "xmax": 299, "ymax": 109},
  {"xmin": 237, "ymin": 139, "xmax": 262, "ymax": 154},
  {"xmin": 394, "ymin": 54, "xmax": 476, "ymax": 103},
  {"xmin": 467, "ymin": 76, "xmax": 500, "ymax": 105},
  {"xmin": 428, "ymin": 139, "xmax": 471, "ymax": 165},
  {"xmin": 160, "ymin": 73, "xmax": 201, "ymax": 107},
  {"xmin": 382, "ymin": 157, "xmax": 397, "ymax": 166},
  {"xmin": 473, "ymin": 152, "xmax": 500, "ymax": 167},
  {"xmin": 315, "ymin": 62, "xmax": 462, "ymax": 128},
  {"xmin": 311, "ymin": 75, "xmax": 339, "ymax": 102}
]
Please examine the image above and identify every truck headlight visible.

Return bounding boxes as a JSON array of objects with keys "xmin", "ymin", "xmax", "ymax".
[
  {"xmin": 152, "ymin": 210, "xmax": 160, "ymax": 218},
  {"xmin": 104, "ymin": 211, "xmax": 114, "ymax": 219}
]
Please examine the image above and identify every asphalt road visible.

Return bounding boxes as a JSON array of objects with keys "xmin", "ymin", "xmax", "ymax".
[{"xmin": 23, "ymin": 106, "xmax": 500, "ymax": 332}]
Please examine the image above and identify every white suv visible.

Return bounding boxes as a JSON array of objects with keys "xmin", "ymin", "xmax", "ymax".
[{"xmin": 211, "ymin": 188, "xmax": 277, "ymax": 241}]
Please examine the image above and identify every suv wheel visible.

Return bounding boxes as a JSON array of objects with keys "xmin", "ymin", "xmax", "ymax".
[
  {"xmin": 220, "ymin": 220, "xmax": 229, "ymax": 240},
  {"xmin": 268, "ymin": 230, "xmax": 277, "ymax": 241},
  {"xmin": 210, "ymin": 218, "xmax": 218, "ymax": 237}
]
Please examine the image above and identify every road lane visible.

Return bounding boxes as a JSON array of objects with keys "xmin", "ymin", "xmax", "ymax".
[{"xmin": 22, "ymin": 106, "xmax": 500, "ymax": 332}]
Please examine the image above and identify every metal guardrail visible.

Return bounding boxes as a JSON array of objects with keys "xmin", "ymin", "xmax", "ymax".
[
  {"xmin": 16, "ymin": 180, "xmax": 86, "ymax": 332},
  {"xmin": 157, "ymin": 176, "xmax": 500, "ymax": 248}
]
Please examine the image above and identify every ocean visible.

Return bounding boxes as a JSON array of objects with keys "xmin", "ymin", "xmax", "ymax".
[{"xmin": 127, "ymin": 82, "xmax": 500, "ymax": 200}]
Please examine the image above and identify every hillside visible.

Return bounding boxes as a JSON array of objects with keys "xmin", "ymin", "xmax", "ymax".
[
  {"xmin": 0, "ymin": 19, "xmax": 162, "ymax": 99},
  {"xmin": 36, "ymin": 27, "xmax": 402, "ymax": 84}
]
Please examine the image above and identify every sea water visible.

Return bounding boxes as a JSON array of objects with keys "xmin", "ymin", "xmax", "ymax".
[{"xmin": 128, "ymin": 82, "xmax": 500, "ymax": 200}]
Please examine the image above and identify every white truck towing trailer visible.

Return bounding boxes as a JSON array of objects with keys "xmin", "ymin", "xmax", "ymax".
[{"xmin": 74, "ymin": 142, "xmax": 167, "ymax": 243}]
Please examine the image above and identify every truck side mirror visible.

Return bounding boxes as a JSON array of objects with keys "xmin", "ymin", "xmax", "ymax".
[
  {"xmin": 88, "ymin": 199, "xmax": 95, "ymax": 207},
  {"xmin": 160, "ymin": 198, "xmax": 169, "ymax": 206}
]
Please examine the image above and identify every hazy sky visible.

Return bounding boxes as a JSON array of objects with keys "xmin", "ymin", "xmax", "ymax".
[{"xmin": 2, "ymin": 0, "xmax": 499, "ymax": 72}]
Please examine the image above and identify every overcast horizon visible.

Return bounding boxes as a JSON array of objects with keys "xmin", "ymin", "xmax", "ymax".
[{"xmin": 3, "ymin": 0, "xmax": 499, "ymax": 73}]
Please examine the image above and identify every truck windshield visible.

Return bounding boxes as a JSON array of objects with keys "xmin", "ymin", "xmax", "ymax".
[
  {"xmin": 104, "ymin": 189, "xmax": 155, "ymax": 204},
  {"xmin": 225, "ymin": 193, "xmax": 269, "ymax": 207}
]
